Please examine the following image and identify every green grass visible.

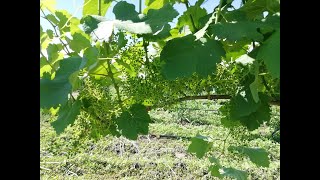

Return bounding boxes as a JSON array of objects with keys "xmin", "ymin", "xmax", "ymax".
[{"xmin": 40, "ymin": 100, "xmax": 280, "ymax": 179}]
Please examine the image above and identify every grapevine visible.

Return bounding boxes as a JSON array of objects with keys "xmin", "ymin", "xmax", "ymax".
[{"xmin": 40, "ymin": 0, "xmax": 280, "ymax": 178}]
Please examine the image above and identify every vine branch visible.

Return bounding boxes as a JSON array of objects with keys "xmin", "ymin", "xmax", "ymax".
[
  {"xmin": 104, "ymin": 43, "xmax": 124, "ymax": 110},
  {"xmin": 40, "ymin": 51, "xmax": 56, "ymax": 71},
  {"xmin": 40, "ymin": 9, "xmax": 71, "ymax": 56},
  {"xmin": 215, "ymin": 0, "xmax": 224, "ymax": 24},
  {"xmin": 139, "ymin": 0, "xmax": 150, "ymax": 66},
  {"xmin": 98, "ymin": 0, "xmax": 101, "ymax": 16},
  {"xmin": 184, "ymin": 1, "xmax": 198, "ymax": 32}
]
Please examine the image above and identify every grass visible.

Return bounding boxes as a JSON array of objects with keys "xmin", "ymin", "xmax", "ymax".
[{"xmin": 40, "ymin": 100, "xmax": 280, "ymax": 179}]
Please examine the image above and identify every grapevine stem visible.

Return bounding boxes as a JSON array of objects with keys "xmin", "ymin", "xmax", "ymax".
[
  {"xmin": 139, "ymin": 0, "xmax": 150, "ymax": 66},
  {"xmin": 184, "ymin": 1, "xmax": 198, "ymax": 32},
  {"xmin": 143, "ymin": 40, "xmax": 149, "ymax": 66},
  {"xmin": 215, "ymin": 0, "xmax": 224, "ymax": 24},
  {"xmin": 98, "ymin": 0, "xmax": 101, "ymax": 16},
  {"xmin": 40, "ymin": 9, "xmax": 71, "ymax": 56},
  {"xmin": 217, "ymin": 131, "xmax": 231, "ymax": 158},
  {"xmin": 104, "ymin": 43, "xmax": 124, "ymax": 110},
  {"xmin": 40, "ymin": 51, "xmax": 57, "ymax": 71}
]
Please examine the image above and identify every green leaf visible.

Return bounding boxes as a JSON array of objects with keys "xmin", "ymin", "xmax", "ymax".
[
  {"xmin": 257, "ymin": 30, "xmax": 280, "ymax": 78},
  {"xmin": 221, "ymin": 116, "xmax": 242, "ymax": 128},
  {"xmin": 81, "ymin": 46, "xmax": 99, "ymax": 68},
  {"xmin": 46, "ymin": 29, "xmax": 54, "ymax": 39},
  {"xmin": 51, "ymin": 100, "xmax": 81, "ymax": 134},
  {"xmin": 40, "ymin": 77, "xmax": 72, "ymax": 108},
  {"xmin": 210, "ymin": 21, "xmax": 265, "ymax": 42},
  {"xmin": 232, "ymin": 0, "xmax": 280, "ymax": 20},
  {"xmin": 249, "ymin": 62, "xmax": 260, "ymax": 103},
  {"xmin": 194, "ymin": 12, "xmax": 215, "ymax": 40},
  {"xmin": 177, "ymin": 0, "xmax": 207, "ymax": 32},
  {"xmin": 115, "ymin": 104, "xmax": 152, "ymax": 140},
  {"xmin": 69, "ymin": 32, "xmax": 91, "ymax": 53},
  {"xmin": 229, "ymin": 89, "xmax": 260, "ymax": 119},
  {"xmin": 84, "ymin": 4, "xmax": 178, "ymax": 39},
  {"xmin": 117, "ymin": 32, "xmax": 127, "ymax": 49},
  {"xmin": 83, "ymin": 0, "xmax": 112, "ymax": 16},
  {"xmin": 161, "ymin": 35, "xmax": 225, "ymax": 80},
  {"xmin": 187, "ymin": 134, "xmax": 212, "ymax": 158},
  {"xmin": 46, "ymin": 44, "xmax": 64, "ymax": 64},
  {"xmin": 209, "ymin": 165, "xmax": 223, "ymax": 178},
  {"xmin": 46, "ymin": 14, "xmax": 59, "ymax": 26},
  {"xmin": 266, "ymin": 0, "xmax": 280, "ymax": 13},
  {"xmin": 40, "ymin": 56, "xmax": 52, "ymax": 77},
  {"xmin": 113, "ymin": 1, "xmax": 140, "ymax": 22},
  {"xmin": 229, "ymin": 146, "xmax": 270, "ymax": 167},
  {"xmin": 40, "ymin": 0, "xmax": 56, "ymax": 13},
  {"xmin": 55, "ymin": 10, "xmax": 72, "ymax": 32},
  {"xmin": 239, "ymin": 96, "xmax": 271, "ymax": 130},
  {"xmin": 40, "ymin": 57, "xmax": 82, "ymax": 108},
  {"xmin": 209, "ymin": 156, "xmax": 221, "ymax": 166},
  {"xmin": 142, "ymin": 24, "xmax": 171, "ymax": 41},
  {"xmin": 144, "ymin": 0, "xmax": 169, "ymax": 13},
  {"xmin": 69, "ymin": 71, "xmax": 81, "ymax": 91},
  {"xmin": 81, "ymin": 15, "xmax": 106, "ymax": 34},
  {"xmin": 260, "ymin": 13, "xmax": 280, "ymax": 34},
  {"xmin": 144, "ymin": 4, "xmax": 178, "ymax": 33},
  {"xmin": 221, "ymin": 167, "xmax": 248, "ymax": 180}
]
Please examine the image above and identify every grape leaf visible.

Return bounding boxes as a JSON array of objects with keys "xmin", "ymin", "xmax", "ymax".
[
  {"xmin": 69, "ymin": 71, "xmax": 81, "ymax": 91},
  {"xmin": 143, "ymin": 0, "xmax": 169, "ymax": 13},
  {"xmin": 177, "ymin": 1, "xmax": 207, "ymax": 32},
  {"xmin": 229, "ymin": 89, "xmax": 261, "ymax": 119},
  {"xmin": 40, "ymin": 0, "xmax": 56, "ymax": 13},
  {"xmin": 260, "ymin": 13, "xmax": 280, "ymax": 34},
  {"xmin": 187, "ymin": 134, "xmax": 212, "ymax": 158},
  {"xmin": 144, "ymin": 4, "xmax": 178, "ymax": 33},
  {"xmin": 113, "ymin": 1, "xmax": 141, "ymax": 22},
  {"xmin": 209, "ymin": 156, "xmax": 221, "ymax": 166},
  {"xmin": 69, "ymin": 32, "xmax": 91, "ymax": 53},
  {"xmin": 81, "ymin": 15, "xmax": 107, "ymax": 34},
  {"xmin": 142, "ymin": 24, "xmax": 171, "ymax": 41},
  {"xmin": 83, "ymin": 0, "xmax": 112, "ymax": 16},
  {"xmin": 55, "ymin": 10, "xmax": 72, "ymax": 32},
  {"xmin": 161, "ymin": 35, "xmax": 225, "ymax": 80},
  {"xmin": 115, "ymin": 104, "xmax": 152, "ymax": 140},
  {"xmin": 40, "ymin": 77, "xmax": 72, "ymax": 108},
  {"xmin": 231, "ymin": 0, "xmax": 280, "ymax": 20},
  {"xmin": 210, "ymin": 21, "xmax": 265, "ymax": 42},
  {"xmin": 81, "ymin": 46, "xmax": 99, "ymax": 68},
  {"xmin": 249, "ymin": 61, "xmax": 260, "ymax": 103},
  {"xmin": 40, "ymin": 56, "xmax": 52, "ymax": 77},
  {"xmin": 221, "ymin": 116, "xmax": 242, "ymax": 128},
  {"xmin": 46, "ymin": 14, "xmax": 59, "ymax": 26},
  {"xmin": 40, "ymin": 57, "xmax": 82, "ymax": 108},
  {"xmin": 209, "ymin": 165, "xmax": 223, "ymax": 178},
  {"xmin": 46, "ymin": 44, "xmax": 63, "ymax": 63},
  {"xmin": 117, "ymin": 32, "xmax": 127, "ymax": 49},
  {"xmin": 221, "ymin": 167, "xmax": 248, "ymax": 180},
  {"xmin": 239, "ymin": 97, "xmax": 271, "ymax": 130},
  {"xmin": 51, "ymin": 100, "xmax": 81, "ymax": 134},
  {"xmin": 257, "ymin": 30, "xmax": 280, "ymax": 78},
  {"xmin": 194, "ymin": 12, "xmax": 215, "ymax": 40},
  {"xmin": 46, "ymin": 29, "xmax": 54, "ymax": 39},
  {"xmin": 229, "ymin": 146, "xmax": 270, "ymax": 167},
  {"xmin": 82, "ymin": 4, "xmax": 178, "ymax": 39}
]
